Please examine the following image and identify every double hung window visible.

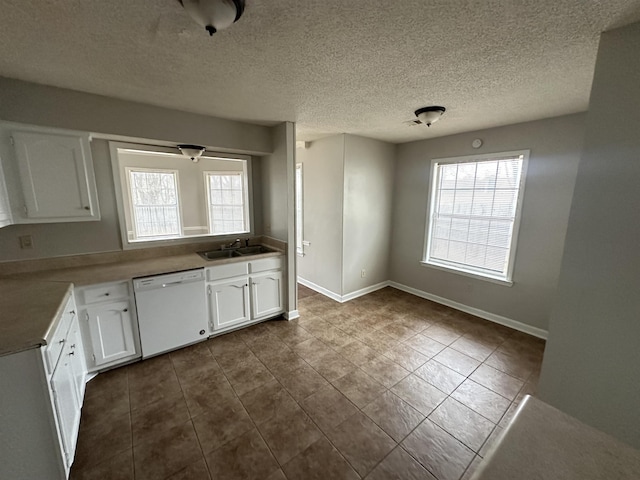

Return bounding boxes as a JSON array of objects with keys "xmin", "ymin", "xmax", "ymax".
[
  {"xmin": 127, "ymin": 169, "xmax": 181, "ymax": 239},
  {"xmin": 205, "ymin": 172, "xmax": 247, "ymax": 234},
  {"xmin": 423, "ymin": 151, "xmax": 529, "ymax": 283}
]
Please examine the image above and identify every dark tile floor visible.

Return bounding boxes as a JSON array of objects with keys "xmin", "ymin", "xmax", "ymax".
[{"xmin": 71, "ymin": 285, "xmax": 544, "ymax": 480}]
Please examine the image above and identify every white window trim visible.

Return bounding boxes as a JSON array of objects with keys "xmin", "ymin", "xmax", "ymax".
[
  {"xmin": 125, "ymin": 166, "xmax": 183, "ymax": 241},
  {"xmin": 295, "ymin": 163, "xmax": 304, "ymax": 256},
  {"xmin": 203, "ymin": 170, "xmax": 251, "ymax": 235},
  {"xmin": 422, "ymin": 149, "xmax": 530, "ymax": 286},
  {"xmin": 109, "ymin": 141, "xmax": 254, "ymax": 250}
]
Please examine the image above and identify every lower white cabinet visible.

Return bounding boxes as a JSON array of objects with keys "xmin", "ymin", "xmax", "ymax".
[
  {"xmin": 208, "ymin": 278, "xmax": 251, "ymax": 330},
  {"xmin": 251, "ymin": 270, "xmax": 285, "ymax": 319},
  {"xmin": 206, "ymin": 256, "xmax": 285, "ymax": 333},
  {"xmin": 76, "ymin": 281, "xmax": 141, "ymax": 372},
  {"xmin": 0, "ymin": 290, "xmax": 86, "ymax": 479}
]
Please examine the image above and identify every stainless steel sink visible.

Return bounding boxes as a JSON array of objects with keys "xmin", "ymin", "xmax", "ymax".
[
  {"xmin": 197, "ymin": 245, "xmax": 276, "ymax": 260},
  {"xmin": 234, "ymin": 245, "xmax": 276, "ymax": 255},
  {"xmin": 197, "ymin": 250, "xmax": 241, "ymax": 260}
]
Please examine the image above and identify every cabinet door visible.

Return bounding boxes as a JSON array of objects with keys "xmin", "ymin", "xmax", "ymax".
[
  {"xmin": 208, "ymin": 279, "xmax": 251, "ymax": 330},
  {"xmin": 86, "ymin": 301, "xmax": 137, "ymax": 367},
  {"xmin": 67, "ymin": 317, "xmax": 87, "ymax": 402},
  {"xmin": 250, "ymin": 271, "xmax": 284, "ymax": 319},
  {"xmin": 12, "ymin": 130, "xmax": 99, "ymax": 221},
  {"xmin": 50, "ymin": 344, "xmax": 81, "ymax": 470}
]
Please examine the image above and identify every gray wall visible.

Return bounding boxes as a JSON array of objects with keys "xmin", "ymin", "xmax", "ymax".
[
  {"xmin": 538, "ymin": 22, "xmax": 640, "ymax": 448},
  {"xmin": 342, "ymin": 135, "xmax": 395, "ymax": 294},
  {"xmin": 259, "ymin": 122, "xmax": 297, "ymax": 315},
  {"xmin": 0, "ymin": 78, "xmax": 273, "ymax": 261},
  {"xmin": 390, "ymin": 113, "xmax": 586, "ymax": 332},
  {"xmin": 260, "ymin": 123, "xmax": 290, "ymax": 243},
  {"xmin": 0, "ymin": 77, "xmax": 272, "ymax": 155},
  {"xmin": 296, "ymin": 135, "xmax": 345, "ymax": 294}
]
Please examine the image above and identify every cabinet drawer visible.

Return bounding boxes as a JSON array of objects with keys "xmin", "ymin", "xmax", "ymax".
[
  {"xmin": 45, "ymin": 294, "xmax": 76, "ymax": 373},
  {"xmin": 249, "ymin": 257, "xmax": 283, "ymax": 274},
  {"xmin": 78, "ymin": 281, "xmax": 129, "ymax": 305},
  {"xmin": 206, "ymin": 262, "xmax": 249, "ymax": 282}
]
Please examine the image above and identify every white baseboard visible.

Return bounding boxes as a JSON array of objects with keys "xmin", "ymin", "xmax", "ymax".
[
  {"xmin": 341, "ymin": 281, "xmax": 391, "ymax": 302},
  {"xmin": 297, "ymin": 277, "xmax": 390, "ymax": 303},
  {"xmin": 388, "ymin": 281, "xmax": 548, "ymax": 339},
  {"xmin": 284, "ymin": 310, "xmax": 300, "ymax": 320},
  {"xmin": 297, "ymin": 277, "xmax": 342, "ymax": 302}
]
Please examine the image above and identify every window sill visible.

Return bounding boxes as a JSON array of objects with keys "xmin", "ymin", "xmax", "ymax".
[{"xmin": 419, "ymin": 261, "xmax": 514, "ymax": 287}]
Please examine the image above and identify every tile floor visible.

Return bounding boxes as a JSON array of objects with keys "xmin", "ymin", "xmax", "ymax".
[{"xmin": 70, "ymin": 285, "xmax": 544, "ymax": 480}]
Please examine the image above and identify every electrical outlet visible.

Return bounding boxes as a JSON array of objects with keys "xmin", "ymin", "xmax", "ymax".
[
  {"xmin": 19, "ymin": 235, "xmax": 34, "ymax": 249},
  {"xmin": 361, "ymin": 269, "xmax": 366, "ymax": 278}
]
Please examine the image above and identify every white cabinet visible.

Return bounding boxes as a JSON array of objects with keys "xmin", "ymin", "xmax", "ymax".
[
  {"xmin": 7, "ymin": 125, "xmax": 100, "ymax": 223},
  {"xmin": 251, "ymin": 270, "xmax": 284, "ymax": 319},
  {"xmin": 47, "ymin": 292, "xmax": 86, "ymax": 473},
  {"xmin": 77, "ymin": 281, "xmax": 141, "ymax": 372},
  {"xmin": 50, "ymin": 337, "xmax": 82, "ymax": 469},
  {"xmin": 0, "ymin": 290, "xmax": 87, "ymax": 478},
  {"xmin": 208, "ymin": 278, "xmax": 251, "ymax": 330},
  {"xmin": 206, "ymin": 255, "xmax": 285, "ymax": 333}
]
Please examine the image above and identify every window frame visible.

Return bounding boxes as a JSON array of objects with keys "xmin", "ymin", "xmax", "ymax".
[
  {"xmin": 109, "ymin": 141, "xmax": 254, "ymax": 250},
  {"xmin": 125, "ymin": 166, "xmax": 183, "ymax": 241},
  {"xmin": 295, "ymin": 163, "xmax": 304, "ymax": 256},
  {"xmin": 422, "ymin": 150, "xmax": 530, "ymax": 286},
  {"xmin": 203, "ymin": 169, "xmax": 250, "ymax": 236}
]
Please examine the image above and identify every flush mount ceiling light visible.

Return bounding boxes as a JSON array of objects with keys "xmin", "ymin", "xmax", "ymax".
[
  {"xmin": 414, "ymin": 106, "xmax": 446, "ymax": 127},
  {"xmin": 178, "ymin": 0, "xmax": 245, "ymax": 36},
  {"xmin": 178, "ymin": 144, "xmax": 206, "ymax": 162}
]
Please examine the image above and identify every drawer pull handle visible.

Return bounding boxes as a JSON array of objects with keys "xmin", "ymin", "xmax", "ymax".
[
  {"xmin": 123, "ymin": 308, "xmax": 128, "ymax": 312},
  {"xmin": 83, "ymin": 206, "xmax": 90, "ymax": 210},
  {"xmin": 58, "ymin": 339, "xmax": 65, "ymax": 345},
  {"xmin": 104, "ymin": 292, "xmax": 110, "ymax": 296},
  {"xmin": 69, "ymin": 351, "xmax": 75, "ymax": 356},
  {"xmin": 70, "ymin": 310, "xmax": 75, "ymax": 315}
]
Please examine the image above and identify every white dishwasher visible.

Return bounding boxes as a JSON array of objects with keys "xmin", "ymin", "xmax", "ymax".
[{"xmin": 133, "ymin": 269, "xmax": 208, "ymax": 358}]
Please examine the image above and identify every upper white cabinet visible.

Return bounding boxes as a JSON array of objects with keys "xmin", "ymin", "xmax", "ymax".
[{"xmin": 0, "ymin": 123, "xmax": 101, "ymax": 224}]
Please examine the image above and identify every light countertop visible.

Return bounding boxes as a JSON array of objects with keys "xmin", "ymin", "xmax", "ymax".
[
  {"xmin": 0, "ymin": 279, "xmax": 73, "ymax": 357},
  {"xmin": 472, "ymin": 395, "xmax": 640, "ymax": 480},
  {"xmin": 0, "ymin": 249, "xmax": 283, "ymax": 357}
]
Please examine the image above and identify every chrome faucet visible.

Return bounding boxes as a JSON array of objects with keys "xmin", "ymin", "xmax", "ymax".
[{"xmin": 222, "ymin": 238, "xmax": 241, "ymax": 250}]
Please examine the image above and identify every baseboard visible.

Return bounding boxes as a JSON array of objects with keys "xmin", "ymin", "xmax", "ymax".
[
  {"xmin": 297, "ymin": 277, "xmax": 390, "ymax": 303},
  {"xmin": 297, "ymin": 277, "xmax": 342, "ymax": 302},
  {"xmin": 341, "ymin": 281, "xmax": 391, "ymax": 302},
  {"xmin": 284, "ymin": 310, "xmax": 300, "ymax": 320},
  {"xmin": 389, "ymin": 281, "xmax": 548, "ymax": 340}
]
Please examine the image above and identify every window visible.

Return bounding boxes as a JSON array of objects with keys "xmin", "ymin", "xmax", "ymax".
[
  {"xmin": 110, "ymin": 142, "xmax": 252, "ymax": 247},
  {"xmin": 127, "ymin": 169, "xmax": 181, "ymax": 239},
  {"xmin": 423, "ymin": 150, "xmax": 529, "ymax": 283},
  {"xmin": 205, "ymin": 172, "xmax": 247, "ymax": 234}
]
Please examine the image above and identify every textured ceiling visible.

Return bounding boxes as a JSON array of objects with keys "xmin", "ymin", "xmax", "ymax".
[{"xmin": 1, "ymin": 0, "xmax": 640, "ymax": 143}]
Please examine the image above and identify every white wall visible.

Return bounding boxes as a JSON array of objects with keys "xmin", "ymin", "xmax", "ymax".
[
  {"xmin": 390, "ymin": 114, "xmax": 586, "ymax": 332},
  {"xmin": 538, "ymin": 22, "xmax": 640, "ymax": 448},
  {"xmin": 342, "ymin": 135, "xmax": 395, "ymax": 294},
  {"xmin": 296, "ymin": 135, "xmax": 345, "ymax": 295},
  {"xmin": 0, "ymin": 78, "xmax": 272, "ymax": 262}
]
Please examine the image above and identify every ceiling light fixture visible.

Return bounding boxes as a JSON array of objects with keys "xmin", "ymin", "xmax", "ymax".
[
  {"xmin": 178, "ymin": 144, "xmax": 206, "ymax": 162},
  {"xmin": 178, "ymin": 0, "xmax": 245, "ymax": 36},
  {"xmin": 414, "ymin": 106, "xmax": 446, "ymax": 127}
]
